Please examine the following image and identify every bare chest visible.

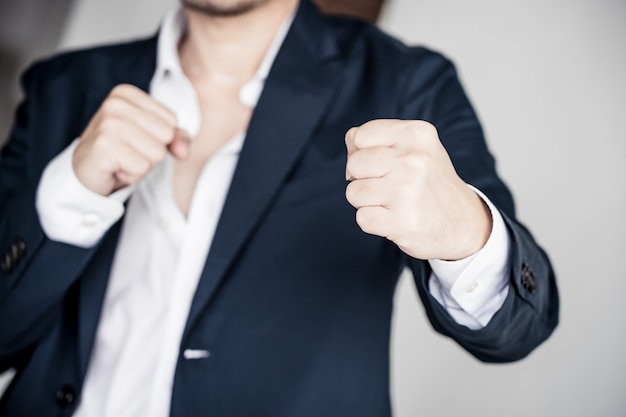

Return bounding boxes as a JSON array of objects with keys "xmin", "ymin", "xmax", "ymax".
[{"xmin": 172, "ymin": 85, "xmax": 252, "ymax": 216}]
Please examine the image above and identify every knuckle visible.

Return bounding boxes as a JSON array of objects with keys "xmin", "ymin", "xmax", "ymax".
[
  {"xmin": 119, "ymin": 171, "xmax": 139, "ymax": 186},
  {"xmin": 164, "ymin": 109, "xmax": 177, "ymax": 127},
  {"xmin": 355, "ymin": 208, "xmax": 370, "ymax": 227},
  {"xmin": 97, "ymin": 115, "xmax": 119, "ymax": 132},
  {"xmin": 405, "ymin": 120, "xmax": 438, "ymax": 142},
  {"xmin": 345, "ymin": 157, "xmax": 358, "ymax": 178},
  {"xmin": 100, "ymin": 96, "xmax": 127, "ymax": 116},
  {"xmin": 111, "ymin": 83, "xmax": 136, "ymax": 96},
  {"xmin": 91, "ymin": 135, "xmax": 107, "ymax": 154},
  {"xmin": 134, "ymin": 157, "xmax": 152, "ymax": 175},
  {"xmin": 158, "ymin": 126, "xmax": 176, "ymax": 144},
  {"xmin": 150, "ymin": 145, "xmax": 168, "ymax": 164},
  {"xmin": 90, "ymin": 133, "xmax": 113, "ymax": 152},
  {"xmin": 356, "ymin": 208, "xmax": 378, "ymax": 232},
  {"xmin": 371, "ymin": 145, "xmax": 388, "ymax": 161},
  {"xmin": 345, "ymin": 181, "xmax": 360, "ymax": 204},
  {"xmin": 352, "ymin": 128, "xmax": 369, "ymax": 150},
  {"xmin": 403, "ymin": 151, "xmax": 428, "ymax": 174},
  {"xmin": 363, "ymin": 118, "xmax": 385, "ymax": 130},
  {"xmin": 109, "ymin": 85, "xmax": 123, "ymax": 96},
  {"xmin": 117, "ymin": 155, "xmax": 150, "ymax": 179},
  {"xmin": 345, "ymin": 127, "xmax": 357, "ymax": 146}
]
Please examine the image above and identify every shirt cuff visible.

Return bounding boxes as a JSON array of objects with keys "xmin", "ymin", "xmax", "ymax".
[
  {"xmin": 427, "ymin": 185, "xmax": 511, "ymax": 329},
  {"xmin": 36, "ymin": 140, "xmax": 133, "ymax": 248}
]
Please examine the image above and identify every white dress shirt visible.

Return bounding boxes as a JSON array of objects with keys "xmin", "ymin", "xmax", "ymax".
[{"xmin": 35, "ymin": 8, "xmax": 510, "ymax": 417}]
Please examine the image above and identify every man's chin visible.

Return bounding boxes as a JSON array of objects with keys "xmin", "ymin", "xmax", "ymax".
[{"xmin": 181, "ymin": 0, "xmax": 269, "ymax": 17}]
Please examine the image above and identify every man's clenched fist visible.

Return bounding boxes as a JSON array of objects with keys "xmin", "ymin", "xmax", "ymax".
[
  {"xmin": 73, "ymin": 84, "xmax": 190, "ymax": 196},
  {"xmin": 345, "ymin": 119, "xmax": 492, "ymax": 261}
]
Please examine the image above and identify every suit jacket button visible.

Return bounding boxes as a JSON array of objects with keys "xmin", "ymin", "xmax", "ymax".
[
  {"xmin": 11, "ymin": 238, "xmax": 26, "ymax": 259},
  {"xmin": 2, "ymin": 239, "xmax": 26, "ymax": 273},
  {"xmin": 56, "ymin": 385, "xmax": 76, "ymax": 408},
  {"xmin": 1, "ymin": 253, "xmax": 12, "ymax": 273},
  {"xmin": 521, "ymin": 263, "xmax": 537, "ymax": 293}
]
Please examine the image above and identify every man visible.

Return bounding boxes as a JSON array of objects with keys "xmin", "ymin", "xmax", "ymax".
[{"xmin": 0, "ymin": 0, "xmax": 559, "ymax": 416}]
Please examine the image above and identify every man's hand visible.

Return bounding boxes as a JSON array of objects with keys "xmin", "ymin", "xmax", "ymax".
[
  {"xmin": 73, "ymin": 84, "xmax": 190, "ymax": 196},
  {"xmin": 345, "ymin": 119, "xmax": 492, "ymax": 261}
]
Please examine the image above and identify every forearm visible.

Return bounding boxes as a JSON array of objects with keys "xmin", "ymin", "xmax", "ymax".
[
  {"xmin": 410, "ymin": 211, "xmax": 558, "ymax": 362},
  {"xmin": 36, "ymin": 140, "xmax": 131, "ymax": 248}
]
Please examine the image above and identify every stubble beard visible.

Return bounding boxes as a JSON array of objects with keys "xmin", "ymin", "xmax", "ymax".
[{"xmin": 181, "ymin": 0, "xmax": 270, "ymax": 17}]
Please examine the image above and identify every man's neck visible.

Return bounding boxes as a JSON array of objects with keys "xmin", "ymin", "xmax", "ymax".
[{"xmin": 178, "ymin": 0, "xmax": 299, "ymax": 87}]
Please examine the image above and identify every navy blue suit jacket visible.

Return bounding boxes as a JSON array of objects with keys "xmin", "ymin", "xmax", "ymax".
[{"xmin": 0, "ymin": 1, "xmax": 558, "ymax": 416}]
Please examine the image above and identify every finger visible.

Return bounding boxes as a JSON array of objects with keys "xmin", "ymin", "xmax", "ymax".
[
  {"xmin": 100, "ymin": 96, "xmax": 176, "ymax": 146},
  {"xmin": 354, "ymin": 206, "xmax": 395, "ymax": 239},
  {"xmin": 105, "ymin": 140, "xmax": 154, "ymax": 186},
  {"xmin": 347, "ymin": 119, "xmax": 400, "ymax": 150},
  {"xmin": 345, "ymin": 146, "xmax": 399, "ymax": 180},
  {"xmin": 129, "ymin": 108, "xmax": 177, "ymax": 146},
  {"xmin": 346, "ymin": 178, "xmax": 392, "ymax": 209},
  {"xmin": 345, "ymin": 126, "xmax": 359, "ymax": 156},
  {"xmin": 109, "ymin": 84, "xmax": 177, "ymax": 127},
  {"xmin": 112, "ymin": 120, "xmax": 169, "ymax": 166},
  {"xmin": 351, "ymin": 119, "xmax": 438, "ymax": 150},
  {"xmin": 168, "ymin": 128, "xmax": 191, "ymax": 160}
]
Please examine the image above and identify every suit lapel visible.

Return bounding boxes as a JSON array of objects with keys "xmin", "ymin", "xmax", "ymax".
[
  {"xmin": 77, "ymin": 223, "xmax": 122, "ymax": 376},
  {"xmin": 72, "ymin": 2, "xmax": 344, "ymax": 361},
  {"xmin": 183, "ymin": 0, "xmax": 343, "ymax": 337},
  {"xmin": 77, "ymin": 37, "xmax": 157, "ymax": 376}
]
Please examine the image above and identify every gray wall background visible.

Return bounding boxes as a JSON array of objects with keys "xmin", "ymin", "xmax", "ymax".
[
  {"xmin": 379, "ymin": 2, "xmax": 626, "ymax": 416},
  {"xmin": 2, "ymin": 0, "xmax": 625, "ymax": 416}
]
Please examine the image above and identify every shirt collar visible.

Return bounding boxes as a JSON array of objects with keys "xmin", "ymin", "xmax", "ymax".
[
  {"xmin": 154, "ymin": 7, "xmax": 295, "ymax": 108},
  {"xmin": 154, "ymin": 8, "xmax": 187, "ymax": 79}
]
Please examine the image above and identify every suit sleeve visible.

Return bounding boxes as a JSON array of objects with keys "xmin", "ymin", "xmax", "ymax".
[
  {"xmin": 400, "ymin": 51, "xmax": 559, "ymax": 362},
  {"xmin": 0, "ymin": 63, "xmax": 102, "ymax": 372}
]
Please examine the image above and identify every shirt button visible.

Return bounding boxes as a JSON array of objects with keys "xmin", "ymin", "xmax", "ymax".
[
  {"xmin": 466, "ymin": 281, "xmax": 479, "ymax": 293},
  {"xmin": 239, "ymin": 80, "xmax": 262, "ymax": 107},
  {"xmin": 81, "ymin": 214, "xmax": 100, "ymax": 228}
]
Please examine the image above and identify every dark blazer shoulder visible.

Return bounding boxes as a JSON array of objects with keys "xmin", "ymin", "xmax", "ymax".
[
  {"xmin": 325, "ymin": 13, "xmax": 450, "ymax": 67},
  {"xmin": 320, "ymin": 13, "xmax": 459, "ymax": 120},
  {"xmin": 22, "ymin": 35, "xmax": 158, "ymax": 89}
]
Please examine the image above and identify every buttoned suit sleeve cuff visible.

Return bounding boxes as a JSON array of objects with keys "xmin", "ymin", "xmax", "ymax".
[
  {"xmin": 36, "ymin": 140, "xmax": 133, "ymax": 248},
  {"xmin": 428, "ymin": 185, "xmax": 511, "ymax": 329}
]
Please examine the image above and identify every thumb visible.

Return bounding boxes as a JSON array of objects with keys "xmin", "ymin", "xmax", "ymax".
[{"xmin": 168, "ymin": 128, "xmax": 191, "ymax": 159}]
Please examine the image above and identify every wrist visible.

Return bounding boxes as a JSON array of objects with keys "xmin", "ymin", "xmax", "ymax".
[{"xmin": 444, "ymin": 189, "xmax": 492, "ymax": 261}]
